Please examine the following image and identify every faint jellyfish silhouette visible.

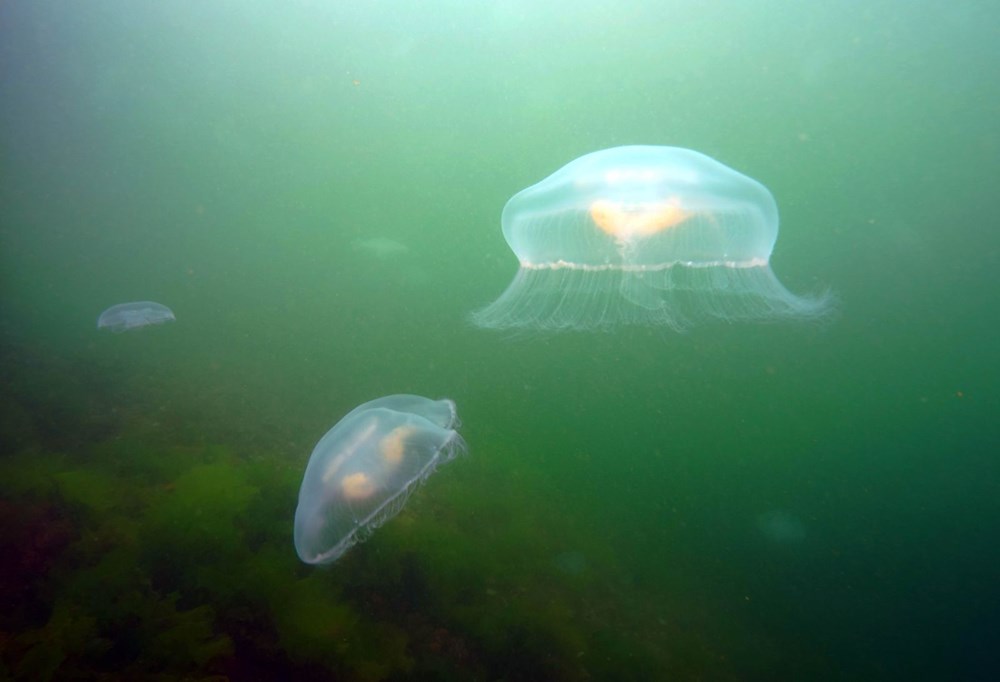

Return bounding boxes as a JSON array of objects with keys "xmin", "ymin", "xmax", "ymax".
[
  {"xmin": 352, "ymin": 236, "xmax": 410, "ymax": 261},
  {"xmin": 471, "ymin": 146, "xmax": 831, "ymax": 331},
  {"xmin": 756, "ymin": 510, "xmax": 806, "ymax": 544},
  {"xmin": 293, "ymin": 394, "xmax": 465, "ymax": 565},
  {"xmin": 553, "ymin": 550, "xmax": 588, "ymax": 576},
  {"xmin": 97, "ymin": 301, "xmax": 175, "ymax": 332}
]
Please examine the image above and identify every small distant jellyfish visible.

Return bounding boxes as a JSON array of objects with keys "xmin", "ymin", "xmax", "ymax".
[
  {"xmin": 756, "ymin": 510, "xmax": 807, "ymax": 544},
  {"xmin": 97, "ymin": 301, "xmax": 175, "ymax": 332},
  {"xmin": 471, "ymin": 146, "xmax": 831, "ymax": 331},
  {"xmin": 352, "ymin": 236, "xmax": 410, "ymax": 260},
  {"xmin": 293, "ymin": 394, "xmax": 466, "ymax": 565}
]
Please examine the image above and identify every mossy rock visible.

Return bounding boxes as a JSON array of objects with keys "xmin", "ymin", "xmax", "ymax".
[
  {"xmin": 143, "ymin": 461, "xmax": 259, "ymax": 557},
  {"xmin": 272, "ymin": 574, "xmax": 413, "ymax": 681},
  {"xmin": 53, "ymin": 469, "xmax": 118, "ymax": 514}
]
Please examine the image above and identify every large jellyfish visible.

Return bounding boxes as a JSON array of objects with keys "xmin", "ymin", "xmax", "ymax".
[
  {"xmin": 293, "ymin": 394, "xmax": 465, "ymax": 565},
  {"xmin": 471, "ymin": 146, "xmax": 831, "ymax": 331}
]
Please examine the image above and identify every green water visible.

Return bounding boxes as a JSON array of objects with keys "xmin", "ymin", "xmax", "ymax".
[{"xmin": 2, "ymin": 1, "xmax": 997, "ymax": 680}]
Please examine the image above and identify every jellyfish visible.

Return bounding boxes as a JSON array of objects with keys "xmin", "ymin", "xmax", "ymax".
[
  {"xmin": 97, "ymin": 301, "xmax": 175, "ymax": 332},
  {"xmin": 293, "ymin": 394, "xmax": 465, "ymax": 565},
  {"xmin": 755, "ymin": 510, "xmax": 807, "ymax": 544},
  {"xmin": 352, "ymin": 236, "xmax": 410, "ymax": 260},
  {"xmin": 471, "ymin": 146, "xmax": 831, "ymax": 331},
  {"xmin": 553, "ymin": 550, "xmax": 588, "ymax": 576}
]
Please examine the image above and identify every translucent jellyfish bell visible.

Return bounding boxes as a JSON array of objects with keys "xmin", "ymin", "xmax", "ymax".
[
  {"xmin": 293, "ymin": 395, "xmax": 465, "ymax": 565},
  {"xmin": 471, "ymin": 146, "xmax": 831, "ymax": 331},
  {"xmin": 97, "ymin": 301, "xmax": 175, "ymax": 332}
]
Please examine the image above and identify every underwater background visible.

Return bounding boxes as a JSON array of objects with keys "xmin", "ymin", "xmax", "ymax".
[{"xmin": 1, "ymin": 1, "xmax": 998, "ymax": 680}]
